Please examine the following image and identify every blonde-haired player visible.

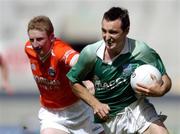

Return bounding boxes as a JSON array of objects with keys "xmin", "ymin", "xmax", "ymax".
[{"xmin": 25, "ymin": 15, "xmax": 104, "ymax": 134}]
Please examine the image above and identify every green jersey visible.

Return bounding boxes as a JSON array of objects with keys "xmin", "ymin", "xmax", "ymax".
[{"xmin": 67, "ymin": 38, "xmax": 166, "ymax": 123}]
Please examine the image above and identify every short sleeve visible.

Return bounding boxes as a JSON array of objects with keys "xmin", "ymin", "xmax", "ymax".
[{"xmin": 67, "ymin": 45, "xmax": 97, "ymax": 83}]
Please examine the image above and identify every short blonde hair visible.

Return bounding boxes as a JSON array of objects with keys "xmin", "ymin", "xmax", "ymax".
[{"xmin": 27, "ymin": 15, "xmax": 54, "ymax": 36}]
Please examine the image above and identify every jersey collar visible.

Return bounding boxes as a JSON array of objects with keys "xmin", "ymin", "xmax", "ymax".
[{"xmin": 97, "ymin": 38, "xmax": 130, "ymax": 60}]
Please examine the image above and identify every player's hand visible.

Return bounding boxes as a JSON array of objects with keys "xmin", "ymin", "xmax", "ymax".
[
  {"xmin": 135, "ymin": 74, "xmax": 163, "ymax": 97},
  {"xmin": 93, "ymin": 102, "xmax": 110, "ymax": 121}
]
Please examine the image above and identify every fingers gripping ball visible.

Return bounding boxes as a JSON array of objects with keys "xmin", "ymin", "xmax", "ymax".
[{"xmin": 130, "ymin": 64, "xmax": 162, "ymax": 89}]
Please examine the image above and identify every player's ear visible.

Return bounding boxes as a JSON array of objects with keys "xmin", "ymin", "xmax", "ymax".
[
  {"xmin": 124, "ymin": 27, "xmax": 129, "ymax": 34},
  {"xmin": 49, "ymin": 33, "xmax": 55, "ymax": 42}
]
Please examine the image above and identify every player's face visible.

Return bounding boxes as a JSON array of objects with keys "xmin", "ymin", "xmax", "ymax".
[
  {"xmin": 28, "ymin": 29, "xmax": 52, "ymax": 57},
  {"xmin": 101, "ymin": 18, "xmax": 128, "ymax": 51}
]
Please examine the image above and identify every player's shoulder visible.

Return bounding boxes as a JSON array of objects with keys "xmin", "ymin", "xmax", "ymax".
[
  {"xmin": 72, "ymin": 40, "xmax": 103, "ymax": 69},
  {"xmin": 129, "ymin": 38, "xmax": 149, "ymax": 48},
  {"xmin": 79, "ymin": 40, "xmax": 103, "ymax": 63},
  {"xmin": 53, "ymin": 38, "xmax": 71, "ymax": 50},
  {"xmin": 82, "ymin": 40, "xmax": 103, "ymax": 55},
  {"xmin": 25, "ymin": 41, "xmax": 37, "ymax": 58},
  {"xmin": 53, "ymin": 38, "xmax": 75, "ymax": 53},
  {"xmin": 129, "ymin": 38, "xmax": 152, "ymax": 53},
  {"xmin": 52, "ymin": 38, "xmax": 78, "ymax": 59}
]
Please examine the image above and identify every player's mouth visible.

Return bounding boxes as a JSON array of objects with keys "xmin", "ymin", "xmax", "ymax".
[
  {"xmin": 33, "ymin": 46, "xmax": 42, "ymax": 53},
  {"xmin": 106, "ymin": 38, "xmax": 113, "ymax": 46}
]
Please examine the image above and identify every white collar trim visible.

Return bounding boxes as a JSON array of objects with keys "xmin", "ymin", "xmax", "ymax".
[{"xmin": 97, "ymin": 38, "xmax": 129, "ymax": 61}]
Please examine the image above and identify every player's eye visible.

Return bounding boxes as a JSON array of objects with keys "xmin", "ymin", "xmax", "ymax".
[
  {"xmin": 36, "ymin": 38, "xmax": 43, "ymax": 42},
  {"xmin": 29, "ymin": 38, "xmax": 34, "ymax": 42},
  {"xmin": 109, "ymin": 30, "xmax": 118, "ymax": 35},
  {"xmin": 29, "ymin": 38, "xmax": 43, "ymax": 42},
  {"xmin": 101, "ymin": 28, "xmax": 106, "ymax": 33}
]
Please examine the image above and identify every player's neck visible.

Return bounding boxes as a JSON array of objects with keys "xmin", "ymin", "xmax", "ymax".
[
  {"xmin": 39, "ymin": 44, "xmax": 53, "ymax": 63},
  {"xmin": 105, "ymin": 44, "xmax": 124, "ymax": 60}
]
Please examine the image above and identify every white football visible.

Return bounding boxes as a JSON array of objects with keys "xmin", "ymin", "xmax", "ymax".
[{"xmin": 130, "ymin": 64, "xmax": 162, "ymax": 89}]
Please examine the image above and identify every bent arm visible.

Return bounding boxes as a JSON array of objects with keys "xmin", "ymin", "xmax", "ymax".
[
  {"xmin": 136, "ymin": 73, "xmax": 171, "ymax": 97},
  {"xmin": 71, "ymin": 82, "xmax": 110, "ymax": 119},
  {"xmin": 159, "ymin": 74, "xmax": 171, "ymax": 96}
]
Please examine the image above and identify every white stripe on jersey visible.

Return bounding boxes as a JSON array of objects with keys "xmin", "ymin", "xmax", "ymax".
[{"xmin": 69, "ymin": 54, "xmax": 79, "ymax": 67}]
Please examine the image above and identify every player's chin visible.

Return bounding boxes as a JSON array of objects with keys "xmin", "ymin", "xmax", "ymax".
[{"xmin": 105, "ymin": 43, "xmax": 115, "ymax": 49}]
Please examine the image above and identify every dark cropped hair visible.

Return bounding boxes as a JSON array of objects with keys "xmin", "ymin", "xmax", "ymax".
[
  {"xmin": 103, "ymin": 7, "xmax": 130, "ymax": 31},
  {"xmin": 27, "ymin": 15, "xmax": 54, "ymax": 36}
]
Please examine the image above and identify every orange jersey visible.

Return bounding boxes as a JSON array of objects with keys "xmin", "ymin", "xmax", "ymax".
[{"xmin": 25, "ymin": 38, "xmax": 79, "ymax": 108}]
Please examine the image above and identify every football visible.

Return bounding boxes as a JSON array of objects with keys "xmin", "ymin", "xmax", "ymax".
[{"xmin": 130, "ymin": 64, "xmax": 162, "ymax": 89}]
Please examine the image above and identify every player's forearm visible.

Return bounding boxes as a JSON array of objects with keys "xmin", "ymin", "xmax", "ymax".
[
  {"xmin": 82, "ymin": 80, "xmax": 95, "ymax": 95},
  {"xmin": 71, "ymin": 83, "xmax": 100, "ymax": 108}
]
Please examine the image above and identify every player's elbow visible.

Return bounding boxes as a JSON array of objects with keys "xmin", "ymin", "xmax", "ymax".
[
  {"xmin": 70, "ymin": 82, "xmax": 81, "ymax": 95},
  {"xmin": 160, "ymin": 74, "xmax": 172, "ymax": 96}
]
